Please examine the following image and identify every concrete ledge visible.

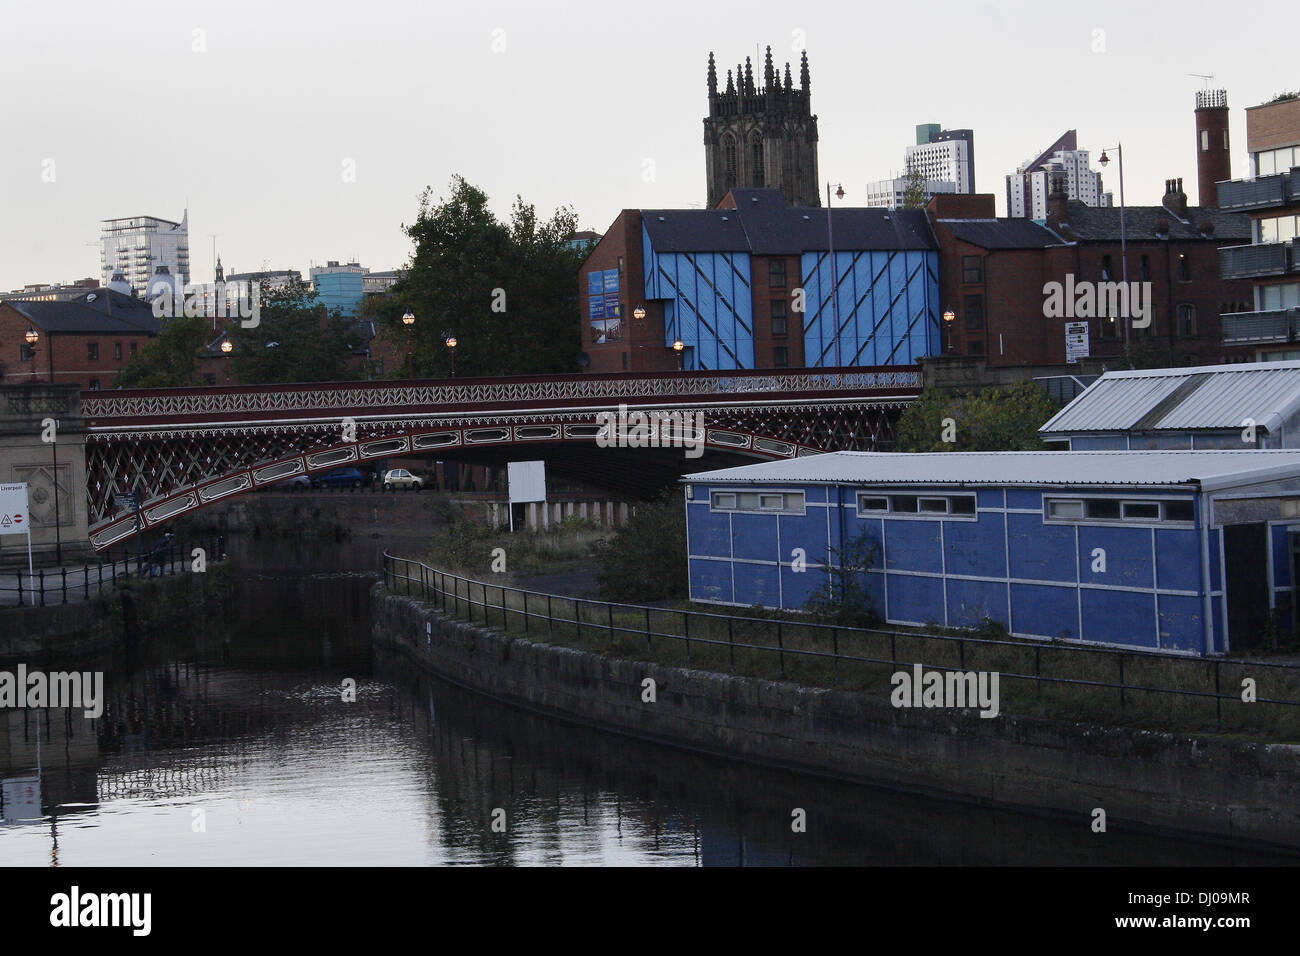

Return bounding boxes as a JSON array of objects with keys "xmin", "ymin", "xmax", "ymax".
[{"xmin": 373, "ymin": 584, "xmax": 1300, "ymax": 853}]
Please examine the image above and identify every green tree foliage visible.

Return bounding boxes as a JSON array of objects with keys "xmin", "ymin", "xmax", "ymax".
[
  {"xmin": 592, "ymin": 488, "xmax": 688, "ymax": 602},
  {"xmin": 113, "ymin": 315, "xmax": 211, "ymax": 388},
  {"xmin": 896, "ymin": 383, "xmax": 1061, "ymax": 451},
  {"xmin": 900, "ymin": 165, "xmax": 928, "ymax": 210},
  {"xmin": 801, "ymin": 532, "xmax": 881, "ymax": 627},
  {"xmin": 386, "ymin": 175, "xmax": 586, "ymax": 378},
  {"xmin": 227, "ymin": 276, "xmax": 365, "ymax": 384}
]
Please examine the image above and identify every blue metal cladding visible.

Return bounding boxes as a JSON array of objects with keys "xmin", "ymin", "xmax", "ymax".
[
  {"xmin": 799, "ymin": 250, "xmax": 939, "ymax": 366},
  {"xmin": 642, "ymin": 225, "xmax": 752, "ymax": 370},
  {"xmin": 684, "ymin": 480, "xmax": 1228, "ymax": 655}
]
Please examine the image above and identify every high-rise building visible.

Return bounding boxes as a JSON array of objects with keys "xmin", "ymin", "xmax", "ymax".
[
  {"xmin": 703, "ymin": 47, "xmax": 820, "ymax": 208},
  {"xmin": 310, "ymin": 260, "xmax": 366, "ymax": 315},
  {"xmin": 862, "ymin": 176, "xmax": 956, "ymax": 210},
  {"xmin": 1006, "ymin": 131, "xmax": 1109, "ymax": 219},
  {"xmin": 99, "ymin": 212, "xmax": 190, "ymax": 296},
  {"xmin": 905, "ymin": 124, "xmax": 975, "ymax": 194}
]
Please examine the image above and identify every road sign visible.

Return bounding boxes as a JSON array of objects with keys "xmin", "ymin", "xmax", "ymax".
[
  {"xmin": 1065, "ymin": 321, "xmax": 1090, "ymax": 364},
  {"xmin": 114, "ymin": 492, "xmax": 140, "ymax": 513},
  {"xmin": 0, "ymin": 483, "xmax": 30, "ymax": 537}
]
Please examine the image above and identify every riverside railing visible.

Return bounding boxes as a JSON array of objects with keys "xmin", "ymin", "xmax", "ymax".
[
  {"xmin": 383, "ymin": 552, "xmax": 1300, "ymax": 736},
  {"xmin": 1, "ymin": 535, "xmax": 226, "ymax": 609}
]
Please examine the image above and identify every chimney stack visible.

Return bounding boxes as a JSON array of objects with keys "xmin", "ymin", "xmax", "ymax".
[
  {"xmin": 1046, "ymin": 172, "xmax": 1069, "ymax": 230},
  {"xmin": 1163, "ymin": 178, "xmax": 1189, "ymax": 219},
  {"xmin": 1194, "ymin": 89, "xmax": 1231, "ymax": 206}
]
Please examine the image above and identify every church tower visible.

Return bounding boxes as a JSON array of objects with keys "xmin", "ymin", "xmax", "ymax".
[{"xmin": 704, "ymin": 46, "xmax": 820, "ymax": 208}]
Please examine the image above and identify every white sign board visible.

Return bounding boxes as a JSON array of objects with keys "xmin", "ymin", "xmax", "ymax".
[
  {"xmin": 507, "ymin": 461, "xmax": 547, "ymax": 504},
  {"xmin": 1064, "ymin": 321, "xmax": 1090, "ymax": 364},
  {"xmin": 0, "ymin": 483, "xmax": 30, "ymax": 536}
]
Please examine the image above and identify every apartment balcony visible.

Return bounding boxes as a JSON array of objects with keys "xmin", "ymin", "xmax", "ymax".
[
  {"xmin": 1220, "ymin": 241, "xmax": 1297, "ymax": 279},
  {"xmin": 1221, "ymin": 309, "xmax": 1300, "ymax": 345},
  {"xmin": 1216, "ymin": 168, "xmax": 1300, "ymax": 211}
]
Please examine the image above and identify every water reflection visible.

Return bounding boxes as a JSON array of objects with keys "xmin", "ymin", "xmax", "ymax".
[{"xmin": 0, "ymin": 539, "xmax": 1294, "ymax": 865}]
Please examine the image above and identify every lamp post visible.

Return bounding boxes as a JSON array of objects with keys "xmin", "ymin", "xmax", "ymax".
[
  {"xmin": 1098, "ymin": 145, "xmax": 1129, "ymax": 352},
  {"xmin": 402, "ymin": 310, "xmax": 415, "ymax": 377},
  {"xmin": 445, "ymin": 336, "xmax": 457, "ymax": 377},
  {"xmin": 825, "ymin": 182, "xmax": 845, "ymax": 368},
  {"xmin": 672, "ymin": 338, "xmax": 685, "ymax": 372},
  {"xmin": 24, "ymin": 327, "xmax": 39, "ymax": 382},
  {"xmin": 220, "ymin": 337, "xmax": 233, "ymax": 383},
  {"xmin": 942, "ymin": 309, "xmax": 956, "ymax": 354}
]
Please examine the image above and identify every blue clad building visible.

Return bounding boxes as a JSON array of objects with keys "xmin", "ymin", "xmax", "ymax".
[{"xmin": 684, "ymin": 450, "xmax": 1300, "ymax": 655}]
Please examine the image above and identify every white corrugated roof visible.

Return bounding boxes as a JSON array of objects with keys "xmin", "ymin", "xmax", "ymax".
[
  {"xmin": 1040, "ymin": 361, "xmax": 1300, "ymax": 435},
  {"xmin": 684, "ymin": 450, "xmax": 1300, "ymax": 492}
]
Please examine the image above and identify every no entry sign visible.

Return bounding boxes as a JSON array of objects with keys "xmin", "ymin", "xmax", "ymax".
[{"xmin": 0, "ymin": 483, "xmax": 29, "ymax": 536}]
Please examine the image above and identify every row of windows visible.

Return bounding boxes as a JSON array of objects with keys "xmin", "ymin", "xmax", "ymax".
[
  {"xmin": 19, "ymin": 341, "xmax": 137, "ymax": 362},
  {"xmin": 706, "ymin": 489, "xmax": 1195, "ymax": 526},
  {"xmin": 1257, "ymin": 214, "xmax": 1300, "ymax": 245},
  {"xmin": 1255, "ymin": 145, "xmax": 1300, "ymax": 178}
]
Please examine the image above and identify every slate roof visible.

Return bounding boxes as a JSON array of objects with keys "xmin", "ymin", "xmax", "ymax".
[
  {"xmin": 8, "ymin": 288, "xmax": 159, "ymax": 335},
  {"xmin": 936, "ymin": 218, "xmax": 1065, "ymax": 249},
  {"xmin": 1053, "ymin": 200, "xmax": 1251, "ymax": 242},
  {"xmin": 641, "ymin": 192, "xmax": 936, "ymax": 255}
]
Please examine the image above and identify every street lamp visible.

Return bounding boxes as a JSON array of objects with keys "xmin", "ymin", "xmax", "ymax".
[
  {"xmin": 826, "ymin": 182, "xmax": 846, "ymax": 368},
  {"xmin": 24, "ymin": 327, "xmax": 39, "ymax": 382},
  {"xmin": 445, "ymin": 335, "xmax": 457, "ymax": 377},
  {"xmin": 672, "ymin": 338, "xmax": 685, "ymax": 372},
  {"xmin": 23, "ymin": 326, "xmax": 63, "ymax": 562},
  {"xmin": 632, "ymin": 305, "xmax": 646, "ymax": 323},
  {"xmin": 942, "ymin": 309, "xmax": 956, "ymax": 354},
  {"xmin": 402, "ymin": 310, "xmax": 415, "ymax": 378},
  {"xmin": 1098, "ymin": 145, "xmax": 1130, "ymax": 353},
  {"xmin": 220, "ymin": 337, "xmax": 233, "ymax": 384}
]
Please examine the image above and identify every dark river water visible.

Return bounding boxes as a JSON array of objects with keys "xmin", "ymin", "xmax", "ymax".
[{"xmin": 0, "ymin": 535, "xmax": 1292, "ymax": 866}]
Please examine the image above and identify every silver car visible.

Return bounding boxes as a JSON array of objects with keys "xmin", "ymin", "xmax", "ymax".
[{"xmin": 383, "ymin": 468, "xmax": 425, "ymax": 490}]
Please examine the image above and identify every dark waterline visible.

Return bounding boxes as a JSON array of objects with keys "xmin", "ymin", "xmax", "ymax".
[{"xmin": 0, "ymin": 536, "xmax": 1292, "ymax": 865}]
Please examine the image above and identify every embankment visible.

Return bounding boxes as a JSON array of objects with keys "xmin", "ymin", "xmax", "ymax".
[{"xmin": 373, "ymin": 586, "xmax": 1300, "ymax": 853}]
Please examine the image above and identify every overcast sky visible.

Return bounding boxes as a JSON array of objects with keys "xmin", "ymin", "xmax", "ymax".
[{"xmin": 0, "ymin": 0, "xmax": 1293, "ymax": 291}]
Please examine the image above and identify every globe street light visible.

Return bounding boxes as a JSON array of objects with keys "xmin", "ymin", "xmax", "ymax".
[
  {"xmin": 445, "ymin": 335, "xmax": 457, "ymax": 377},
  {"xmin": 1098, "ymin": 145, "xmax": 1129, "ymax": 352},
  {"xmin": 672, "ymin": 338, "xmax": 685, "ymax": 372},
  {"xmin": 632, "ymin": 305, "xmax": 647, "ymax": 322},
  {"xmin": 24, "ymin": 325, "xmax": 61, "ymax": 561},
  {"xmin": 826, "ymin": 183, "xmax": 846, "ymax": 368},
  {"xmin": 402, "ymin": 310, "xmax": 415, "ymax": 378},
  {"xmin": 942, "ymin": 309, "xmax": 956, "ymax": 354},
  {"xmin": 220, "ymin": 337, "xmax": 233, "ymax": 384}
]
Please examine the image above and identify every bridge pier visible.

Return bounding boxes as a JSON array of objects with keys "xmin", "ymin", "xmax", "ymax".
[{"xmin": 0, "ymin": 386, "xmax": 91, "ymax": 565}]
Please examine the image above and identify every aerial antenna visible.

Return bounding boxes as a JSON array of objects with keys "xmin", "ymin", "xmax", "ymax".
[{"xmin": 1188, "ymin": 73, "xmax": 1216, "ymax": 89}]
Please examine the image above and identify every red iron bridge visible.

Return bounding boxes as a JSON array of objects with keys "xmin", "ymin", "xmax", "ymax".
[{"xmin": 82, "ymin": 366, "xmax": 921, "ymax": 550}]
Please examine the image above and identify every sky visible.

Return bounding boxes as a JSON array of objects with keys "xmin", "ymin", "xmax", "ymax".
[{"xmin": 0, "ymin": 0, "xmax": 1294, "ymax": 291}]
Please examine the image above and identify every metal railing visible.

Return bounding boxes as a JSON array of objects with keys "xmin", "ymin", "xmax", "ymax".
[
  {"xmin": 1221, "ymin": 309, "xmax": 1300, "ymax": 345},
  {"xmin": 1220, "ymin": 241, "xmax": 1293, "ymax": 279},
  {"xmin": 1, "ymin": 535, "xmax": 226, "ymax": 609},
  {"xmin": 383, "ymin": 553, "xmax": 1300, "ymax": 733}
]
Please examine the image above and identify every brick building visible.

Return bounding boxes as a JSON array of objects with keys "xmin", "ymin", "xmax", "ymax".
[
  {"xmin": 579, "ymin": 188, "xmax": 939, "ymax": 373},
  {"xmin": 0, "ymin": 288, "xmax": 158, "ymax": 389},
  {"xmin": 926, "ymin": 179, "xmax": 1252, "ymax": 367}
]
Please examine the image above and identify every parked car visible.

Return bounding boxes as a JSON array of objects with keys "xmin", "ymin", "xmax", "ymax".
[
  {"xmin": 273, "ymin": 474, "xmax": 311, "ymax": 492},
  {"xmin": 313, "ymin": 467, "xmax": 367, "ymax": 489},
  {"xmin": 383, "ymin": 468, "xmax": 425, "ymax": 491}
]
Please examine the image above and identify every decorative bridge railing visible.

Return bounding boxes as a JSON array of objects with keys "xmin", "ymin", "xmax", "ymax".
[{"xmin": 81, "ymin": 366, "xmax": 923, "ymax": 424}]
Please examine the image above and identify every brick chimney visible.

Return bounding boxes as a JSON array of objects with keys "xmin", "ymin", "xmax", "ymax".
[
  {"xmin": 1163, "ymin": 177, "xmax": 1188, "ymax": 219},
  {"xmin": 1046, "ymin": 173, "xmax": 1069, "ymax": 230}
]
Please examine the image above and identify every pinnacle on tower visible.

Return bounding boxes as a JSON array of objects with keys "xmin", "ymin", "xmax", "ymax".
[
  {"xmin": 784, "ymin": 62, "xmax": 792, "ymax": 90},
  {"xmin": 800, "ymin": 49, "xmax": 810, "ymax": 91},
  {"xmin": 707, "ymin": 52, "xmax": 717, "ymax": 96},
  {"xmin": 744, "ymin": 56, "xmax": 753, "ymax": 94},
  {"xmin": 725, "ymin": 69, "xmax": 735, "ymax": 95},
  {"xmin": 764, "ymin": 46, "xmax": 774, "ymax": 90}
]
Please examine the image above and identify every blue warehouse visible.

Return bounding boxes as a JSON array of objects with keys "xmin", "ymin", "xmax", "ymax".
[{"xmin": 684, "ymin": 450, "xmax": 1300, "ymax": 655}]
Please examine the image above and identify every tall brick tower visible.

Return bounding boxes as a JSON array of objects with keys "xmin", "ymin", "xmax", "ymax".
[
  {"xmin": 704, "ymin": 46, "xmax": 820, "ymax": 208},
  {"xmin": 1195, "ymin": 89, "xmax": 1231, "ymax": 206}
]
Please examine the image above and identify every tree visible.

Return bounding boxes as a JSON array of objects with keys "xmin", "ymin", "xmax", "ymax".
[
  {"xmin": 592, "ymin": 489, "xmax": 688, "ymax": 602},
  {"xmin": 896, "ymin": 383, "xmax": 1062, "ymax": 452},
  {"xmin": 227, "ymin": 276, "xmax": 365, "ymax": 384},
  {"xmin": 113, "ymin": 316, "xmax": 211, "ymax": 388},
  {"xmin": 801, "ymin": 531, "xmax": 881, "ymax": 627},
  {"xmin": 384, "ymin": 175, "xmax": 586, "ymax": 378},
  {"xmin": 901, "ymin": 165, "xmax": 928, "ymax": 210}
]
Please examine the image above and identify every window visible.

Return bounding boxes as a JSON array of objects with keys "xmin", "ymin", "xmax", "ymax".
[
  {"xmin": 1139, "ymin": 255, "xmax": 1151, "ymax": 281},
  {"xmin": 961, "ymin": 256, "xmax": 983, "ymax": 283},
  {"xmin": 1178, "ymin": 254, "xmax": 1190, "ymax": 282},
  {"xmin": 130, "ymin": 342, "xmax": 138, "ymax": 356},
  {"xmin": 773, "ymin": 346, "xmax": 789, "ymax": 367},
  {"xmin": 87, "ymin": 342, "xmax": 99, "ymax": 361},
  {"xmin": 768, "ymin": 259, "xmax": 787, "ymax": 289},
  {"xmin": 750, "ymin": 135, "xmax": 764, "ymax": 187},
  {"xmin": 20, "ymin": 343, "xmax": 34, "ymax": 362},
  {"xmin": 88, "ymin": 378, "xmax": 100, "ymax": 390},
  {"xmin": 724, "ymin": 135, "xmax": 737, "ymax": 189},
  {"xmin": 1045, "ymin": 496, "xmax": 1194, "ymax": 525},
  {"xmin": 770, "ymin": 300, "xmax": 787, "ymax": 336},
  {"xmin": 1101, "ymin": 255, "xmax": 1113, "ymax": 280},
  {"xmin": 1257, "ymin": 214, "xmax": 1300, "ymax": 244},
  {"xmin": 114, "ymin": 342, "xmax": 123, "ymax": 360},
  {"xmin": 855, "ymin": 491, "xmax": 977, "ymax": 519},
  {"xmin": 1176, "ymin": 304, "xmax": 1197, "ymax": 336},
  {"xmin": 963, "ymin": 295, "xmax": 984, "ymax": 330},
  {"xmin": 1200, "ymin": 130, "xmax": 1210, "ymax": 152},
  {"xmin": 710, "ymin": 490, "xmax": 805, "ymax": 514},
  {"xmin": 1099, "ymin": 316, "xmax": 1119, "ymax": 339},
  {"xmin": 966, "ymin": 339, "xmax": 985, "ymax": 355}
]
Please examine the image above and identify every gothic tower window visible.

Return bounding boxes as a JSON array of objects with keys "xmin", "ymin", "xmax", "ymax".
[
  {"xmin": 750, "ymin": 134, "xmax": 764, "ymax": 187},
  {"xmin": 724, "ymin": 135, "xmax": 738, "ymax": 190}
]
